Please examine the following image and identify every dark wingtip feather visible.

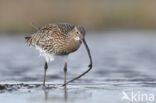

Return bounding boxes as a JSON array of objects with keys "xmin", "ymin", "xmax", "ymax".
[
  {"xmin": 25, "ymin": 36, "xmax": 32, "ymax": 46},
  {"xmin": 25, "ymin": 36, "xmax": 31, "ymax": 40}
]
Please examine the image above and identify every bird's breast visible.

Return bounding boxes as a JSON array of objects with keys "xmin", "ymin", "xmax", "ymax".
[
  {"xmin": 66, "ymin": 39, "xmax": 82, "ymax": 53},
  {"xmin": 53, "ymin": 39, "xmax": 82, "ymax": 55}
]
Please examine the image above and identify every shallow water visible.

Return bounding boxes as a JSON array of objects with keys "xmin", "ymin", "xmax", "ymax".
[{"xmin": 1, "ymin": 30, "xmax": 156, "ymax": 103}]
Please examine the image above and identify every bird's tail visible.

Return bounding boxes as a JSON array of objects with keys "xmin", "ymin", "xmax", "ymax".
[{"xmin": 25, "ymin": 36, "xmax": 32, "ymax": 46}]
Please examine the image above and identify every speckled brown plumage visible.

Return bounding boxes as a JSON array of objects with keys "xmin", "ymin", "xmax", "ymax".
[{"xmin": 25, "ymin": 23, "xmax": 84, "ymax": 56}]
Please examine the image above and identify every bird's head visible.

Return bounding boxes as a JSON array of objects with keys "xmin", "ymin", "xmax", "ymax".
[
  {"xmin": 68, "ymin": 25, "xmax": 86, "ymax": 42},
  {"xmin": 75, "ymin": 25, "xmax": 86, "ymax": 37}
]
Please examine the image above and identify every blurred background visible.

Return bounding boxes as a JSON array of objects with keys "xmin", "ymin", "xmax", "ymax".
[
  {"xmin": 0, "ymin": 0, "xmax": 156, "ymax": 33},
  {"xmin": 1, "ymin": 1, "xmax": 156, "ymax": 103},
  {"xmin": 1, "ymin": 0, "xmax": 156, "ymax": 84},
  {"xmin": 1, "ymin": 0, "xmax": 156, "ymax": 82}
]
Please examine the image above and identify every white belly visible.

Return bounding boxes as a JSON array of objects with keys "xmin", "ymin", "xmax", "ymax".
[{"xmin": 36, "ymin": 46, "xmax": 54, "ymax": 62}]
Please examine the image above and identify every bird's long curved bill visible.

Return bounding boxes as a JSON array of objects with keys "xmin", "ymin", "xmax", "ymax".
[
  {"xmin": 83, "ymin": 38, "xmax": 92, "ymax": 67},
  {"xmin": 63, "ymin": 38, "xmax": 92, "ymax": 86}
]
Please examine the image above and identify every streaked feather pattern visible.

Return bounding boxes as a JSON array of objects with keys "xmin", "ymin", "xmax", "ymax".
[{"xmin": 25, "ymin": 23, "xmax": 85, "ymax": 62}]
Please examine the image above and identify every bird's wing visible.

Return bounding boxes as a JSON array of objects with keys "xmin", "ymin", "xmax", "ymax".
[
  {"xmin": 32, "ymin": 24, "xmax": 63, "ymax": 50},
  {"xmin": 30, "ymin": 23, "xmax": 75, "ymax": 48},
  {"xmin": 39, "ymin": 24, "xmax": 59, "ymax": 34},
  {"xmin": 39, "ymin": 23, "xmax": 75, "ymax": 35}
]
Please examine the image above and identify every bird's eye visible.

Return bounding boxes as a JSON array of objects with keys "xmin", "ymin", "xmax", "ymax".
[{"xmin": 76, "ymin": 32, "xmax": 79, "ymax": 34}]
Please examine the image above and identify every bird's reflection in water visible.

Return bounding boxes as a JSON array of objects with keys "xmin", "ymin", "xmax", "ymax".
[
  {"xmin": 42, "ymin": 86, "xmax": 49, "ymax": 101},
  {"xmin": 42, "ymin": 85, "xmax": 68, "ymax": 102},
  {"xmin": 64, "ymin": 85, "xmax": 68, "ymax": 101},
  {"xmin": 41, "ymin": 85, "xmax": 92, "ymax": 103}
]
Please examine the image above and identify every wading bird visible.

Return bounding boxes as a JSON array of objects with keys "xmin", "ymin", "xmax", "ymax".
[{"xmin": 25, "ymin": 23, "xmax": 92, "ymax": 86}]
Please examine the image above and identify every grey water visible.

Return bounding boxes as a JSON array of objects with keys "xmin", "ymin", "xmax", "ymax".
[{"xmin": 1, "ymin": 30, "xmax": 156, "ymax": 103}]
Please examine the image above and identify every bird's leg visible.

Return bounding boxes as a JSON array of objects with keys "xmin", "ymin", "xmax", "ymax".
[
  {"xmin": 63, "ymin": 62, "xmax": 67, "ymax": 86},
  {"xmin": 43, "ymin": 61, "xmax": 48, "ymax": 86}
]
